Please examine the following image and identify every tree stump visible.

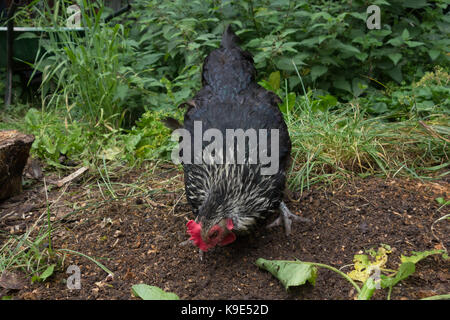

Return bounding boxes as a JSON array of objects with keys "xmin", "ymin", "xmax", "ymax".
[{"xmin": 0, "ymin": 130, "xmax": 35, "ymax": 201}]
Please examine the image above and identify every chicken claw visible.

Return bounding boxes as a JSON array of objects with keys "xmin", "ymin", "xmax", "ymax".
[{"xmin": 267, "ymin": 201, "xmax": 310, "ymax": 236}]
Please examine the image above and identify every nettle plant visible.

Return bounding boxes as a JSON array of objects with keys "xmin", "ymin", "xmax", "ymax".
[{"xmin": 125, "ymin": 0, "xmax": 449, "ymax": 102}]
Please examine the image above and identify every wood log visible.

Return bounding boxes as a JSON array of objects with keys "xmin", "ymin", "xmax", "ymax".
[{"xmin": 0, "ymin": 130, "xmax": 34, "ymax": 201}]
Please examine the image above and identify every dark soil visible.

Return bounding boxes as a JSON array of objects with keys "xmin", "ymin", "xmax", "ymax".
[{"xmin": 0, "ymin": 166, "xmax": 449, "ymax": 300}]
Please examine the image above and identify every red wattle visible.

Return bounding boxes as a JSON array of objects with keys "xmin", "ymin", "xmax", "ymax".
[{"xmin": 218, "ymin": 231, "xmax": 236, "ymax": 246}]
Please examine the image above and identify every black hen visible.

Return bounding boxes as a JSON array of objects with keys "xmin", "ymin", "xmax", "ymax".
[{"xmin": 175, "ymin": 26, "xmax": 308, "ymax": 252}]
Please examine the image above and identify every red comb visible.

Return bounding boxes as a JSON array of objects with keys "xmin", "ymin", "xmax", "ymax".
[{"xmin": 186, "ymin": 220, "xmax": 211, "ymax": 252}]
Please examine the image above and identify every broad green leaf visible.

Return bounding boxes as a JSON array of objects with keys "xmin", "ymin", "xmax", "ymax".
[
  {"xmin": 255, "ymin": 258, "xmax": 317, "ymax": 290},
  {"xmin": 114, "ymin": 84, "xmax": 129, "ymax": 102},
  {"xmin": 132, "ymin": 284, "xmax": 180, "ymax": 300},
  {"xmin": 387, "ymin": 37, "xmax": 403, "ymax": 47},
  {"xmin": 275, "ymin": 58, "xmax": 296, "ymax": 71},
  {"xmin": 428, "ymin": 50, "xmax": 441, "ymax": 61},
  {"xmin": 298, "ymin": 37, "xmax": 318, "ymax": 48},
  {"xmin": 405, "ymin": 40, "xmax": 424, "ymax": 48},
  {"xmin": 400, "ymin": 249, "xmax": 444, "ymax": 264},
  {"xmin": 312, "ymin": 94, "xmax": 338, "ymax": 112},
  {"xmin": 352, "ymin": 78, "xmax": 367, "ymax": 97},
  {"xmin": 388, "ymin": 53, "xmax": 402, "ymax": 65},
  {"xmin": 403, "ymin": 0, "xmax": 427, "ymax": 8},
  {"xmin": 387, "ymin": 66, "xmax": 402, "ymax": 83},
  {"xmin": 355, "ymin": 52, "xmax": 368, "ymax": 61},
  {"xmin": 268, "ymin": 71, "xmax": 281, "ymax": 91},
  {"xmin": 401, "ymin": 29, "xmax": 410, "ymax": 41},
  {"xmin": 421, "ymin": 294, "xmax": 450, "ymax": 300},
  {"xmin": 333, "ymin": 78, "xmax": 352, "ymax": 93},
  {"xmin": 435, "ymin": 198, "xmax": 449, "ymax": 205},
  {"xmin": 310, "ymin": 65, "xmax": 328, "ymax": 82},
  {"xmin": 39, "ymin": 264, "xmax": 55, "ymax": 282},
  {"xmin": 380, "ymin": 262, "xmax": 415, "ymax": 288},
  {"xmin": 335, "ymin": 42, "xmax": 361, "ymax": 54}
]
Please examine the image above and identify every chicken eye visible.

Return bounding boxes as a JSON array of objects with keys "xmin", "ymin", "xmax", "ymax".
[{"xmin": 210, "ymin": 230, "xmax": 219, "ymax": 239}]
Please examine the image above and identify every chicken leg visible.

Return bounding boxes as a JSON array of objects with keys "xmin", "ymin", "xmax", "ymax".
[{"xmin": 267, "ymin": 201, "xmax": 310, "ymax": 236}]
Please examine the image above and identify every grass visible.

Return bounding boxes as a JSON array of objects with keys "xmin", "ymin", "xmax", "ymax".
[{"xmin": 284, "ymin": 98, "xmax": 449, "ymax": 191}]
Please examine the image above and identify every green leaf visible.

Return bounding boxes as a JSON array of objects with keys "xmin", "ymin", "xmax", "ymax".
[
  {"xmin": 335, "ymin": 42, "xmax": 361, "ymax": 55},
  {"xmin": 400, "ymin": 249, "xmax": 444, "ymax": 264},
  {"xmin": 387, "ymin": 53, "xmax": 402, "ymax": 65},
  {"xmin": 381, "ymin": 262, "xmax": 415, "ymax": 288},
  {"xmin": 312, "ymin": 94, "xmax": 338, "ymax": 112},
  {"xmin": 387, "ymin": 37, "xmax": 403, "ymax": 47},
  {"xmin": 268, "ymin": 71, "xmax": 281, "ymax": 91},
  {"xmin": 421, "ymin": 294, "xmax": 450, "ymax": 300},
  {"xmin": 333, "ymin": 78, "xmax": 352, "ymax": 93},
  {"xmin": 355, "ymin": 52, "xmax": 368, "ymax": 61},
  {"xmin": 401, "ymin": 29, "xmax": 410, "ymax": 41},
  {"xmin": 435, "ymin": 198, "xmax": 449, "ymax": 205},
  {"xmin": 428, "ymin": 50, "xmax": 441, "ymax": 61},
  {"xmin": 131, "ymin": 284, "xmax": 180, "ymax": 300},
  {"xmin": 39, "ymin": 264, "xmax": 55, "ymax": 282},
  {"xmin": 352, "ymin": 78, "xmax": 367, "ymax": 97},
  {"xmin": 387, "ymin": 66, "xmax": 402, "ymax": 83},
  {"xmin": 403, "ymin": 0, "xmax": 427, "ymax": 8},
  {"xmin": 280, "ymin": 92, "xmax": 296, "ymax": 114},
  {"xmin": 255, "ymin": 258, "xmax": 317, "ymax": 290},
  {"xmin": 405, "ymin": 40, "xmax": 424, "ymax": 48},
  {"xmin": 310, "ymin": 65, "xmax": 328, "ymax": 82},
  {"xmin": 114, "ymin": 84, "xmax": 129, "ymax": 102},
  {"xmin": 275, "ymin": 57, "xmax": 305, "ymax": 71}
]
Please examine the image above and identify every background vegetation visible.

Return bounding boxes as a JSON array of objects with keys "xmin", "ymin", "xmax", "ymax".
[{"xmin": 0, "ymin": 0, "xmax": 448, "ymax": 186}]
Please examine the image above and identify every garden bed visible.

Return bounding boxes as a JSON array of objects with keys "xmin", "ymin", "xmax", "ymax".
[{"xmin": 0, "ymin": 165, "xmax": 448, "ymax": 300}]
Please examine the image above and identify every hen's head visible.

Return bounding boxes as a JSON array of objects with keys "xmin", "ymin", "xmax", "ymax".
[{"xmin": 186, "ymin": 217, "xmax": 236, "ymax": 252}]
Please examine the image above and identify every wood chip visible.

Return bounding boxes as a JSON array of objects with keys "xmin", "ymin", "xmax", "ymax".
[{"xmin": 54, "ymin": 167, "xmax": 89, "ymax": 188}]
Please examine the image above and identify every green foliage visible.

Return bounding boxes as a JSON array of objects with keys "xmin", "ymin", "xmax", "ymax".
[
  {"xmin": 126, "ymin": 110, "xmax": 180, "ymax": 161},
  {"xmin": 31, "ymin": 264, "xmax": 55, "ymax": 283},
  {"xmin": 34, "ymin": 1, "xmax": 138, "ymax": 130},
  {"xmin": 125, "ymin": 0, "xmax": 449, "ymax": 102},
  {"xmin": 360, "ymin": 66, "xmax": 450, "ymax": 117},
  {"xmin": 23, "ymin": 108, "xmax": 91, "ymax": 165},
  {"xmin": 257, "ymin": 248, "xmax": 446, "ymax": 299},
  {"xmin": 283, "ymin": 91, "xmax": 448, "ymax": 190},
  {"xmin": 354, "ymin": 248, "xmax": 446, "ymax": 300},
  {"xmin": 255, "ymin": 258, "xmax": 317, "ymax": 290},
  {"xmin": 131, "ymin": 284, "xmax": 180, "ymax": 300}
]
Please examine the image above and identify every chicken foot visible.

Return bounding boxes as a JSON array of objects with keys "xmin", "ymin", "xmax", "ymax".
[{"xmin": 267, "ymin": 201, "xmax": 310, "ymax": 236}]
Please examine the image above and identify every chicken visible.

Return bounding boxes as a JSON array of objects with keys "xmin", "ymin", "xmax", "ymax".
[{"xmin": 173, "ymin": 26, "xmax": 309, "ymax": 253}]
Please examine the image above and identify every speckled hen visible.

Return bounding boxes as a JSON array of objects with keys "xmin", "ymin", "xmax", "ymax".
[{"xmin": 169, "ymin": 26, "xmax": 309, "ymax": 253}]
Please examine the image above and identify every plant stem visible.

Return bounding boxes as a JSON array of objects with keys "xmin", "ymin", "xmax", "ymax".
[
  {"xmin": 305, "ymin": 261, "xmax": 362, "ymax": 294},
  {"xmin": 421, "ymin": 294, "xmax": 450, "ymax": 300},
  {"xmin": 387, "ymin": 286, "xmax": 393, "ymax": 300}
]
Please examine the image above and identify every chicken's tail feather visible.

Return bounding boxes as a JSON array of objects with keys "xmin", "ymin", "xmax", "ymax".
[{"xmin": 221, "ymin": 24, "xmax": 240, "ymax": 49}]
